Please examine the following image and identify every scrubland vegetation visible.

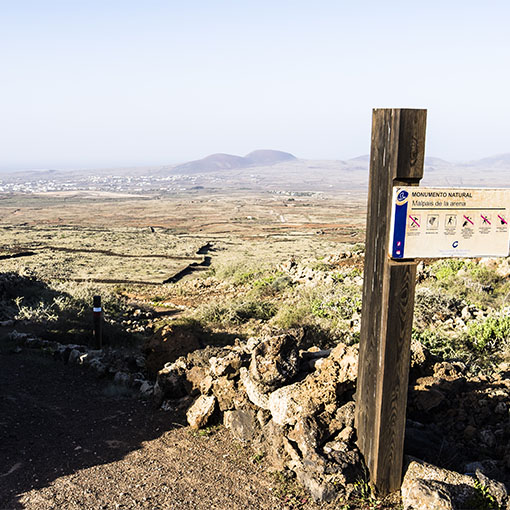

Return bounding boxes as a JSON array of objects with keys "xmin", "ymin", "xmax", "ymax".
[
  {"xmin": 171, "ymin": 249, "xmax": 508, "ymax": 376},
  {"xmin": 4, "ymin": 235, "xmax": 510, "ymax": 377},
  {"xmin": 3, "ymin": 193, "xmax": 510, "ymax": 510},
  {"xmin": 0, "ymin": 271, "xmax": 150, "ymax": 347}
]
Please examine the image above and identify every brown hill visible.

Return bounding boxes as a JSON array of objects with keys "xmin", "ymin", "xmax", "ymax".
[
  {"xmin": 173, "ymin": 153, "xmax": 248, "ymax": 174},
  {"xmin": 244, "ymin": 150, "xmax": 296, "ymax": 166},
  {"xmin": 173, "ymin": 150, "xmax": 297, "ymax": 174}
]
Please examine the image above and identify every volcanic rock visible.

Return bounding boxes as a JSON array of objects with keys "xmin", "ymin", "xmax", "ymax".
[
  {"xmin": 186, "ymin": 395, "xmax": 216, "ymax": 429},
  {"xmin": 249, "ymin": 332, "xmax": 300, "ymax": 391}
]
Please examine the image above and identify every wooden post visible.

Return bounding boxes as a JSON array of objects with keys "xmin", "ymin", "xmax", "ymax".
[
  {"xmin": 93, "ymin": 295, "xmax": 103, "ymax": 349},
  {"xmin": 355, "ymin": 109, "xmax": 427, "ymax": 495}
]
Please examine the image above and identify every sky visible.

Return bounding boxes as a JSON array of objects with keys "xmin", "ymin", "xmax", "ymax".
[{"xmin": 1, "ymin": 1, "xmax": 509, "ymax": 170}]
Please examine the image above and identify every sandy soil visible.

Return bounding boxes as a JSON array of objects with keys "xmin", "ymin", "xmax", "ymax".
[{"xmin": 0, "ymin": 348, "xmax": 329, "ymax": 510}]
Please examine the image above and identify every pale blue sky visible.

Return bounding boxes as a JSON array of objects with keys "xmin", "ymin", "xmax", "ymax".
[{"xmin": 1, "ymin": 1, "xmax": 509, "ymax": 170}]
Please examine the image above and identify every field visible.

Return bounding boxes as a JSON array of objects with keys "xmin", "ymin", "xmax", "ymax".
[
  {"xmin": 3, "ymin": 187, "xmax": 510, "ymax": 509},
  {"xmin": 0, "ymin": 190, "xmax": 366, "ymax": 285}
]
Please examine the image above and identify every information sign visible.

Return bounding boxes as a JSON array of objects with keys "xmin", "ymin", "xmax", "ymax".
[{"xmin": 389, "ymin": 187, "xmax": 510, "ymax": 258}]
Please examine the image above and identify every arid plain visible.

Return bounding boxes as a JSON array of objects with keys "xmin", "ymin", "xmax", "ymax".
[
  {"xmin": 3, "ymin": 153, "xmax": 510, "ymax": 509},
  {"xmin": 0, "ymin": 189, "xmax": 366, "ymax": 285}
]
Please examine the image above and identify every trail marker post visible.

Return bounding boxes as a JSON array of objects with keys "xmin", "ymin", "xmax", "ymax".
[
  {"xmin": 93, "ymin": 295, "xmax": 103, "ymax": 349},
  {"xmin": 355, "ymin": 108, "xmax": 427, "ymax": 495},
  {"xmin": 355, "ymin": 109, "xmax": 510, "ymax": 495}
]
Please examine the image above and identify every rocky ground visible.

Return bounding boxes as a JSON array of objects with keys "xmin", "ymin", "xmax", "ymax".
[
  {"xmin": 3, "ymin": 249, "xmax": 510, "ymax": 509},
  {"xmin": 151, "ymin": 330, "xmax": 510, "ymax": 509}
]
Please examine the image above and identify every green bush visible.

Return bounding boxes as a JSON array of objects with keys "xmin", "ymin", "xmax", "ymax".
[
  {"xmin": 432, "ymin": 259, "xmax": 471, "ymax": 281},
  {"xmin": 412, "ymin": 310, "xmax": 510, "ymax": 374},
  {"xmin": 332, "ymin": 268, "xmax": 362, "ymax": 284},
  {"xmin": 412, "ymin": 328, "xmax": 460, "ymax": 360},
  {"xmin": 269, "ymin": 282, "xmax": 361, "ymax": 348},
  {"xmin": 209, "ymin": 259, "xmax": 270, "ymax": 286},
  {"xmin": 310, "ymin": 294, "xmax": 361, "ymax": 320},
  {"xmin": 3, "ymin": 272, "xmax": 149, "ymax": 347},
  {"xmin": 272, "ymin": 301, "xmax": 311, "ymax": 330},
  {"xmin": 469, "ymin": 265, "xmax": 500, "ymax": 286},
  {"xmin": 310, "ymin": 261, "xmax": 331, "ymax": 272},
  {"xmin": 331, "ymin": 272, "xmax": 345, "ymax": 283},
  {"xmin": 14, "ymin": 296, "xmax": 60, "ymax": 322},
  {"xmin": 195, "ymin": 298, "xmax": 277, "ymax": 326},
  {"xmin": 251, "ymin": 273, "xmax": 293, "ymax": 296},
  {"xmin": 422, "ymin": 259, "xmax": 509, "ymax": 308},
  {"xmin": 465, "ymin": 315, "xmax": 510, "ymax": 353},
  {"xmin": 233, "ymin": 270, "xmax": 260, "ymax": 285}
]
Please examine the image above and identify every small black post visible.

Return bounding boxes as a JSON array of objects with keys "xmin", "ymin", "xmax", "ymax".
[{"xmin": 93, "ymin": 295, "xmax": 103, "ymax": 349}]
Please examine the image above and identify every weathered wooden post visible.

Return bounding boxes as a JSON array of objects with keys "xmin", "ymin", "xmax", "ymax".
[
  {"xmin": 93, "ymin": 295, "xmax": 103, "ymax": 349},
  {"xmin": 355, "ymin": 108, "xmax": 427, "ymax": 494}
]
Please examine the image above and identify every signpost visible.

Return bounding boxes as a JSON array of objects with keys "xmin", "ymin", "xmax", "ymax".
[
  {"xmin": 355, "ymin": 108, "xmax": 510, "ymax": 495},
  {"xmin": 93, "ymin": 295, "xmax": 103, "ymax": 349},
  {"xmin": 355, "ymin": 108, "xmax": 426, "ymax": 496}
]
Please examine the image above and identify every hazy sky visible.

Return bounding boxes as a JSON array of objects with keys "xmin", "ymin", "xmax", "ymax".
[{"xmin": 1, "ymin": 1, "xmax": 509, "ymax": 170}]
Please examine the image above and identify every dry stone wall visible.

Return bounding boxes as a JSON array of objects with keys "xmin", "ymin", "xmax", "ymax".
[
  {"xmin": 155, "ymin": 331, "xmax": 510, "ymax": 507},
  {"xmin": 155, "ymin": 331, "xmax": 362, "ymax": 502}
]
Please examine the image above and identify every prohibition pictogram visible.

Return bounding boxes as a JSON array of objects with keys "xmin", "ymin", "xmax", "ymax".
[
  {"xmin": 408, "ymin": 215, "xmax": 421, "ymax": 228},
  {"xmin": 480, "ymin": 214, "xmax": 491, "ymax": 226},
  {"xmin": 462, "ymin": 215, "xmax": 474, "ymax": 227},
  {"xmin": 392, "ymin": 186, "xmax": 510, "ymax": 258}
]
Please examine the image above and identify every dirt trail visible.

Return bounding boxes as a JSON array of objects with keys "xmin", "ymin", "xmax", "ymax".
[{"xmin": 0, "ymin": 349, "xmax": 327, "ymax": 510}]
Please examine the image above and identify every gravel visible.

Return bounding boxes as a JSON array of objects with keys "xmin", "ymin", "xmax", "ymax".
[{"xmin": 0, "ymin": 349, "xmax": 328, "ymax": 510}]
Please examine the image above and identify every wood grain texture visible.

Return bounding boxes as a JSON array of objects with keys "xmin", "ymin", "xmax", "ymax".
[
  {"xmin": 375, "ymin": 261, "xmax": 417, "ymax": 493},
  {"xmin": 355, "ymin": 108, "xmax": 426, "ymax": 495},
  {"xmin": 396, "ymin": 109, "xmax": 427, "ymax": 181}
]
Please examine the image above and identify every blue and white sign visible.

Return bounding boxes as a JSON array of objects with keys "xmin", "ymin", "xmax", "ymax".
[{"xmin": 389, "ymin": 187, "xmax": 510, "ymax": 259}]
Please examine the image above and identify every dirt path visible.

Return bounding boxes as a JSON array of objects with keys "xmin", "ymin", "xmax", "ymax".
[{"xmin": 0, "ymin": 349, "xmax": 327, "ymax": 510}]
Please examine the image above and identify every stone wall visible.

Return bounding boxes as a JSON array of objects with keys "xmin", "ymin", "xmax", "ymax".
[{"xmin": 154, "ymin": 331, "xmax": 510, "ymax": 508}]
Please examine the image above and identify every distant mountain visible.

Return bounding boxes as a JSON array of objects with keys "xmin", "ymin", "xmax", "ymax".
[
  {"xmin": 424, "ymin": 157, "xmax": 452, "ymax": 166},
  {"xmin": 345, "ymin": 154, "xmax": 510, "ymax": 169},
  {"xmin": 174, "ymin": 153, "xmax": 247, "ymax": 174},
  {"xmin": 467, "ymin": 153, "xmax": 510, "ymax": 167},
  {"xmin": 244, "ymin": 150, "xmax": 296, "ymax": 166},
  {"xmin": 172, "ymin": 150, "xmax": 297, "ymax": 174},
  {"xmin": 345, "ymin": 155, "xmax": 368, "ymax": 170},
  {"xmin": 348, "ymin": 155, "xmax": 369, "ymax": 163},
  {"xmin": 347, "ymin": 155, "xmax": 452, "ymax": 167},
  {"xmin": 4, "ymin": 151, "xmax": 510, "ymax": 193}
]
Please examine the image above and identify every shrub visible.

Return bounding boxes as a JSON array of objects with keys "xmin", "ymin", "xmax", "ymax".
[
  {"xmin": 465, "ymin": 314, "xmax": 510, "ymax": 353},
  {"xmin": 272, "ymin": 301, "xmax": 311, "ymax": 330},
  {"xmin": 4, "ymin": 272, "xmax": 149, "ymax": 347},
  {"xmin": 14, "ymin": 296, "xmax": 60, "ymax": 322},
  {"xmin": 310, "ymin": 261, "xmax": 331, "ymax": 272},
  {"xmin": 469, "ymin": 265, "xmax": 500, "ymax": 287},
  {"xmin": 195, "ymin": 298, "xmax": 277, "ymax": 326},
  {"xmin": 414, "ymin": 287, "xmax": 464, "ymax": 329},
  {"xmin": 209, "ymin": 260, "xmax": 265, "ymax": 285},
  {"xmin": 310, "ymin": 293, "xmax": 361, "ymax": 320},
  {"xmin": 431, "ymin": 259, "xmax": 471, "ymax": 281},
  {"xmin": 412, "ymin": 328, "xmax": 460, "ymax": 360},
  {"xmin": 251, "ymin": 274, "xmax": 293, "ymax": 296},
  {"xmin": 332, "ymin": 267, "xmax": 362, "ymax": 284}
]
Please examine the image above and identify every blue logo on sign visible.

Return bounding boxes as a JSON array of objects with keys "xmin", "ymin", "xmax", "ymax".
[
  {"xmin": 397, "ymin": 190, "xmax": 409, "ymax": 202},
  {"xmin": 452, "ymin": 241, "xmax": 459, "ymax": 248}
]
